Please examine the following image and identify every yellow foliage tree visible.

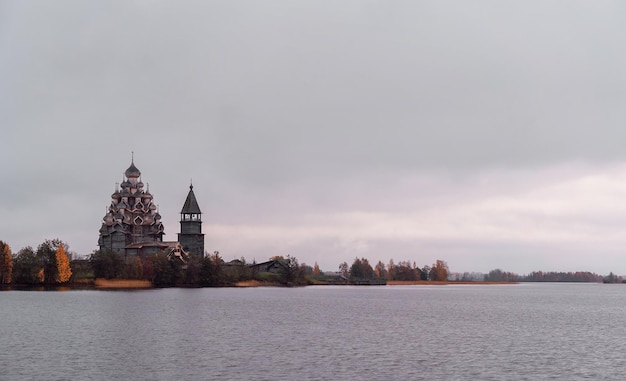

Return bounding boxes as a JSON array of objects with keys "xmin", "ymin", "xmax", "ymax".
[{"xmin": 55, "ymin": 245, "xmax": 72, "ymax": 283}]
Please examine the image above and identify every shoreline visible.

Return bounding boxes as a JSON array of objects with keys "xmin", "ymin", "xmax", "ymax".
[
  {"xmin": 386, "ymin": 280, "xmax": 519, "ymax": 285},
  {"xmin": 8, "ymin": 280, "xmax": 601, "ymax": 291}
]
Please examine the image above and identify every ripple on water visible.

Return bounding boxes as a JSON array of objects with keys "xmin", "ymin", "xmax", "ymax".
[{"xmin": 2, "ymin": 284, "xmax": 626, "ymax": 380}]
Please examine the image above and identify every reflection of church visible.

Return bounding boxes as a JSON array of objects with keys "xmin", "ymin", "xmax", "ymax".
[{"xmin": 98, "ymin": 159, "xmax": 204, "ymax": 259}]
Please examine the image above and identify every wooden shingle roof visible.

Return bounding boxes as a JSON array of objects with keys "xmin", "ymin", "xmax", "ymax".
[{"xmin": 181, "ymin": 185, "xmax": 202, "ymax": 214}]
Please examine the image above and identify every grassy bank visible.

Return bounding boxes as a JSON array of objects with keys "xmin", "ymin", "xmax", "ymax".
[{"xmin": 94, "ymin": 279, "xmax": 153, "ymax": 289}]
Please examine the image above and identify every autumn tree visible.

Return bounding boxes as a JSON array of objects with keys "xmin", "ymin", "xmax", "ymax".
[
  {"xmin": 374, "ymin": 260, "xmax": 387, "ymax": 279},
  {"xmin": 395, "ymin": 261, "xmax": 418, "ymax": 281},
  {"xmin": 125, "ymin": 256, "xmax": 144, "ymax": 279},
  {"xmin": 312, "ymin": 262, "xmax": 321, "ymax": 276},
  {"xmin": 54, "ymin": 245, "xmax": 72, "ymax": 283},
  {"xmin": 430, "ymin": 260, "xmax": 449, "ymax": 281},
  {"xmin": 37, "ymin": 239, "xmax": 72, "ymax": 284},
  {"xmin": 0, "ymin": 240, "xmax": 13, "ymax": 284}
]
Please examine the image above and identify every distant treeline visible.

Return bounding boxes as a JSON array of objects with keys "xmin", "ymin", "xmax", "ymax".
[
  {"xmin": 338, "ymin": 257, "xmax": 450, "ymax": 282},
  {"xmin": 484, "ymin": 268, "xmax": 619, "ymax": 283},
  {"xmin": 3, "ymin": 239, "xmax": 619, "ymax": 288}
]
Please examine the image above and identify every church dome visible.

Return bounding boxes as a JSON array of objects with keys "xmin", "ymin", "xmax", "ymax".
[
  {"xmin": 103, "ymin": 212, "xmax": 114, "ymax": 225},
  {"xmin": 125, "ymin": 162, "xmax": 141, "ymax": 178}
]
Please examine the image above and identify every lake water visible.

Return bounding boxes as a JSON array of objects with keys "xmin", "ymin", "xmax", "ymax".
[{"xmin": 2, "ymin": 283, "xmax": 626, "ymax": 380}]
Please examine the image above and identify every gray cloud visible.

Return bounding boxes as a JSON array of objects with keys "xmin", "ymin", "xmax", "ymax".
[{"xmin": 3, "ymin": 1, "xmax": 626, "ymax": 273}]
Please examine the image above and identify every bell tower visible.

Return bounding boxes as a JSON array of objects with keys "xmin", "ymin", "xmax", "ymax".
[{"xmin": 178, "ymin": 184, "xmax": 204, "ymax": 257}]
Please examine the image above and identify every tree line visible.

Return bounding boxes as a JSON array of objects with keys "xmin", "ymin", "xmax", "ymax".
[
  {"xmin": 1, "ymin": 238, "xmax": 455, "ymax": 287},
  {"xmin": 483, "ymin": 268, "xmax": 608, "ymax": 283},
  {"xmin": 1, "ymin": 239, "xmax": 71, "ymax": 285},
  {"xmin": 89, "ymin": 250, "xmax": 311, "ymax": 287},
  {"xmin": 0, "ymin": 239, "xmax": 311, "ymax": 287},
  {"xmin": 338, "ymin": 257, "xmax": 450, "ymax": 283}
]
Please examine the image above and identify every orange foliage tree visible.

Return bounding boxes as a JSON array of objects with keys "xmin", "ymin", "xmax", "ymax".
[
  {"xmin": 312, "ymin": 262, "xmax": 321, "ymax": 276},
  {"xmin": 55, "ymin": 245, "xmax": 72, "ymax": 283},
  {"xmin": 0, "ymin": 240, "xmax": 13, "ymax": 284}
]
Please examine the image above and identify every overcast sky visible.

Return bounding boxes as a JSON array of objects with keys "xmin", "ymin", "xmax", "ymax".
[{"xmin": 2, "ymin": 1, "xmax": 626, "ymax": 274}]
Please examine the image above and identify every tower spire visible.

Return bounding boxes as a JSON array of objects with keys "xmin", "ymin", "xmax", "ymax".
[{"xmin": 179, "ymin": 182, "xmax": 204, "ymax": 258}]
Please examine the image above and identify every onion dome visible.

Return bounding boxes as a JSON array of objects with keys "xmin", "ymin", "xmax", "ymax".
[
  {"xmin": 142, "ymin": 183, "xmax": 153, "ymax": 199},
  {"xmin": 104, "ymin": 213, "xmax": 114, "ymax": 225},
  {"xmin": 125, "ymin": 161, "xmax": 141, "ymax": 178},
  {"xmin": 111, "ymin": 183, "xmax": 121, "ymax": 199}
]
